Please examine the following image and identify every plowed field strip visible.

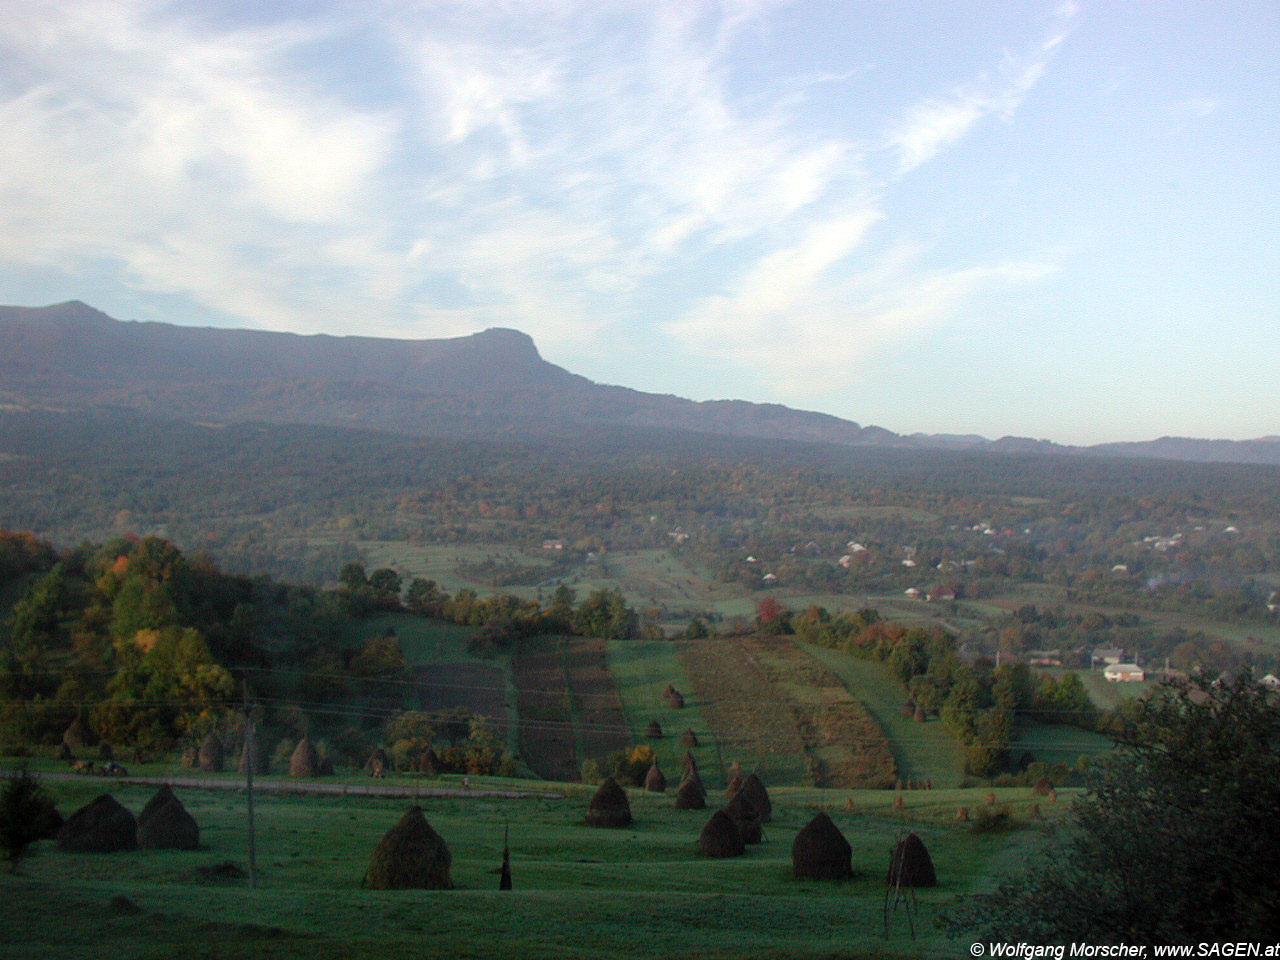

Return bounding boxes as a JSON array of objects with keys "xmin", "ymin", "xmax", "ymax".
[
  {"xmin": 562, "ymin": 637, "xmax": 632, "ymax": 765},
  {"xmin": 513, "ymin": 644, "xmax": 577, "ymax": 782},
  {"xmin": 677, "ymin": 638, "xmax": 813, "ymax": 785},
  {"xmin": 749, "ymin": 638, "xmax": 896, "ymax": 789}
]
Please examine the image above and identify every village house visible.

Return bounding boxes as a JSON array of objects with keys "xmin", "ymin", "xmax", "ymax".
[
  {"xmin": 1028, "ymin": 649, "xmax": 1063, "ymax": 667},
  {"xmin": 1104, "ymin": 663, "xmax": 1146, "ymax": 682}
]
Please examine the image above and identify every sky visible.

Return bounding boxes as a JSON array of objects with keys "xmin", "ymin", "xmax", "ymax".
[{"xmin": 1, "ymin": 1, "xmax": 1277, "ymax": 445}]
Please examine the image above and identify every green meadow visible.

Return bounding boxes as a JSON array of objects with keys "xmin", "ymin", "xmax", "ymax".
[{"xmin": 3, "ymin": 774, "xmax": 1070, "ymax": 960}]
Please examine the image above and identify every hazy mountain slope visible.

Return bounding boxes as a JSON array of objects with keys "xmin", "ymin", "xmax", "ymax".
[
  {"xmin": 1, "ymin": 301, "xmax": 1275, "ymax": 464},
  {"xmin": 0, "ymin": 301, "xmax": 884, "ymax": 445}
]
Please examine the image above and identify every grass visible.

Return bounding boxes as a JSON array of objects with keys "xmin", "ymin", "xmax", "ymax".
[
  {"xmin": 801, "ymin": 646, "xmax": 968, "ymax": 789},
  {"xmin": 1007, "ymin": 721, "xmax": 1114, "ymax": 768},
  {"xmin": 605, "ymin": 639, "xmax": 724, "ymax": 785},
  {"xmin": 3, "ymin": 774, "xmax": 1071, "ymax": 960}
]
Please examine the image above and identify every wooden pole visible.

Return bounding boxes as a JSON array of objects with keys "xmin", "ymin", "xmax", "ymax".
[{"xmin": 243, "ymin": 680, "xmax": 257, "ymax": 889}]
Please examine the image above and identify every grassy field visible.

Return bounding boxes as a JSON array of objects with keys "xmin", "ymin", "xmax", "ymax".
[
  {"xmin": 1007, "ymin": 721, "xmax": 1115, "ymax": 768},
  {"xmin": 3, "ymin": 773, "xmax": 1072, "ymax": 960},
  {"xmin": 606, "ymin": 639, "xmax": 725, "ymax": 786},
  {"xmin": 801, "ymin": 646, "xmax": 968, "ymax": 789}
]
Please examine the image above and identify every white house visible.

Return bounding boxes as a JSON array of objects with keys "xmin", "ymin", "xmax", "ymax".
[{"xmin": 1104, "ymin": 663, "xmax": 1146, "ymax": 682}]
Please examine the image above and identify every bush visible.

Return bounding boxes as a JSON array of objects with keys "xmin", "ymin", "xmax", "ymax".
[{"xmin": 1, "ymin": 769, "xmax": 61, "ymax": 870}]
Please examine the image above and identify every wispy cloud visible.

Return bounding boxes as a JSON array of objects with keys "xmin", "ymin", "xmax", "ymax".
[
  {"xmin": 0, "ymin": 0, "xmax": 1067, "ymax": 391},
  {"xmin": 886, "ymin": 3, "xmax": 1076, "ymax": 176}
]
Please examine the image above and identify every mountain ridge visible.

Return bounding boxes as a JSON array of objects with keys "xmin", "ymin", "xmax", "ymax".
[{"xmin": 1, "ymin": 300, "xmax": 1276, "ymax": 465}]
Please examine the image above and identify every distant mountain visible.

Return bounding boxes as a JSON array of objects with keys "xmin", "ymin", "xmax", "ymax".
[
  {"xmin": 0, "ymin": 301, "xmax": 887, "ymax": 446},
  {"xmin": 1, "ymin": 301, "xmax": 1277, "ymax": 466}
]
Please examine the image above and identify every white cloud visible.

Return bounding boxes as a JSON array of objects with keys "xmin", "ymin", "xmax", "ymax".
[{"xmin": 0, "ymin": 0, "xmax": 1067, "ymax": 385}]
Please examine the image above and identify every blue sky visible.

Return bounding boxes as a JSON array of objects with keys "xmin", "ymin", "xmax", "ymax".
[{"xmin": 1, "ymin": 1, "xmax": 1276, "ymax": 444}]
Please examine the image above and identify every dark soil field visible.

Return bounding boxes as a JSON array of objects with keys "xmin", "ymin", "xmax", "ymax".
[
  {"xmin": 513, "ymin": 642, "xmax": 577, "ymax": 781},
  {"xmin": 561, "ymin": 637, "xmax": 632, "ymax": 765}
]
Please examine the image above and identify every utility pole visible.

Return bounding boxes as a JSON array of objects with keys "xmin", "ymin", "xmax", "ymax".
[{"xmin": 243, "ymin": 680, "xmax": 257, "ymax": 889}]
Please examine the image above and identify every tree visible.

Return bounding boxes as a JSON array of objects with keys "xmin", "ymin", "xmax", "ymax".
[
  {"xmin": 1, "ymin": 769, "xmax": 60, "ymax": 872},
  {"xmin": 945, "ymin": 674, "xmax": 1280, "ymax": 944}
]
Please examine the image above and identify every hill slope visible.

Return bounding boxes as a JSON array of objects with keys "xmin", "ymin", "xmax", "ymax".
[
  {"xmin": 2, "ymin": 301, "xmax": 1276, "ymax": 464},
  {"xmin": 0, "ymin": 301, "xmax": 887, "ymax": 446}
]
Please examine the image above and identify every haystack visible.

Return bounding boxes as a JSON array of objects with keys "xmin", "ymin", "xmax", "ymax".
[
  {"xmin": 723, "ymin": 792, "xmax": 762, "ymax": 844},
  {"xmin": 887, "ymin": 833, "xmax": 937, "ymax": 888},
  {"xmin": 63, "ymin": 713, "xmax": 97, "ymax": 749},
  {"xmin": 892, "ymin": 795, "xmax": 905, "ymax": 812},
  {"xmin": 955, "ymin": 806, "xmax": 970, "ymax": 822},
  {"xmin": 137, "ymin": 794, "xmax": 200, "ymax": 850},
  {"xmin": 734, "ymin": 773, "xmax": 772, "ymax": 822},
  {"xmin": 290, "ymin": 737, "xmax": 319, "ymax": 778},
  {"xmin": 681, "ymin": 751, "xmax": 698, "ymax": 776},
  {"xmin": 1033, "ymin": 776, "xmax": 1053, "ymax": 796},
  {"xmin": 645, "ymin": 719, "xmax": 663, "ymax": 739},
  {"xmin": 681, "ymin": 729, "xmax": 699, "ymax": 748},
  {"xmin": 985, "ymin": 791, "xmax": 996, "ymax": 806},
  {"xmin": 365, "ymin": 806, "xmax": 453, "ymax": 890},
  {"xmin": 198, "ymin": 733, "xmax": 224, "ymax": 772},
  {"xmin": 725, "ymin": 774, "xmax": 745, "ymax": 799},
  {"xmin": 57, "ymin": 794, "xmax": 137, "ymax": 853},
  {"xmin": 644, "ymin": 762, "xmax": 667, "ymax": 793},
  {"xmin": 663, "ymin": 685, "xmax": 685, "ymax": 709},
  {"xmin": 1048, "ymin": 788, "xmax": 1058, "ymax": 803},
  {"xmin": 792, "ymin": 812, "xmax": 853, "ymax": 880},
  {"xmin": 585, "ymin": 776, "xmax": 633, "ymax": 828},
  {"xmin": 419, "ymin": 747, "xmax": 441, "ymax": 775},
  {"xmin": 901, "ymin": 699, "xmax": 915, "ymax": 718},
  {"xmin": 138, "ymin": 784, "xmax": 179, "ymax": 827},
  {"xmin": 698, "ymin": 810, "xmax": 745, "ymax": 858},
  {"xmin": 675, "ymin": 774, "xmax": 707, "ymax": 810}
]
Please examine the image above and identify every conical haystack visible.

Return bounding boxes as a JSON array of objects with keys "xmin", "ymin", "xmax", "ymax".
[
  {"xmin": 365, "ymin": 806, "xmax": 453, "ymax": 890},
  {"xmin": 290, "ymin": 737, "xmax": 319, "ymax": 777},
  {"xmin": 419, "ymin": 747, "xmax": 441, "ymax": 775},
  {"xmin": 57, "ymin": 794, "xmax": 137, "ymax": 853},
  {"xmin": 645, "ymin": 719, "xmax": 663, "ymax": 739},
  {"xmin": 585, "ymin": 776, "xmax": 633, "ymax": 828},
  {"xmin": 734, "ymin": 773, "xmax": 772, "ymax": 822},
  {"xmin": 644, "ymin": 762, "xmax": 667, "ymax": 793},
  {"xmin": 675, "ymin": 774, "xmax": 707, "ymax": 810},
  {"xmin": 198, "ymin": 733, "xmax": 224, "ymax": 772},
  {"xmin": 723, "ymin": 792, "xmax": 762, "ymax": 844},
  {"xmin": 725, "ymin": 774, "xmax": 745, "ymax": 799},
  {"xmin": 137, "ymin": 795, "xmax": 200, "ymax": 850},
  {"xmin": 663, "ymin": 685, "xmax": 685, "ymax": 709},
  {"xmin": 63, "ymin": 713, "xmax": 97, "ymax": 749},
  {"xmin": 955, "ymin": 806, "xmax": 970, "ymax": 822},
  {"xmin": 792, "ymin": 812, "xmax": 853, "ymax": 880},
  {"xmin": 681, "ymin": 729, "xmax": 699, "ymax": 748},
  {"xmin": 1033, "ymin": 776, "xmax": 1053, "ymax": 796},
  {"xmin": 138, "ymin": 784, "xmax": 178, "ymax": 827},
  {"xmin": 682, "ymin": 751, "xmax": 698, "ymax": 775},
  {"xmin": 887, "ymin": 832, "xmax": 937, "ymax": 888},
  {"xmin": 699, "ymin": 810, "xmax": 745, "ymax": 858}
]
